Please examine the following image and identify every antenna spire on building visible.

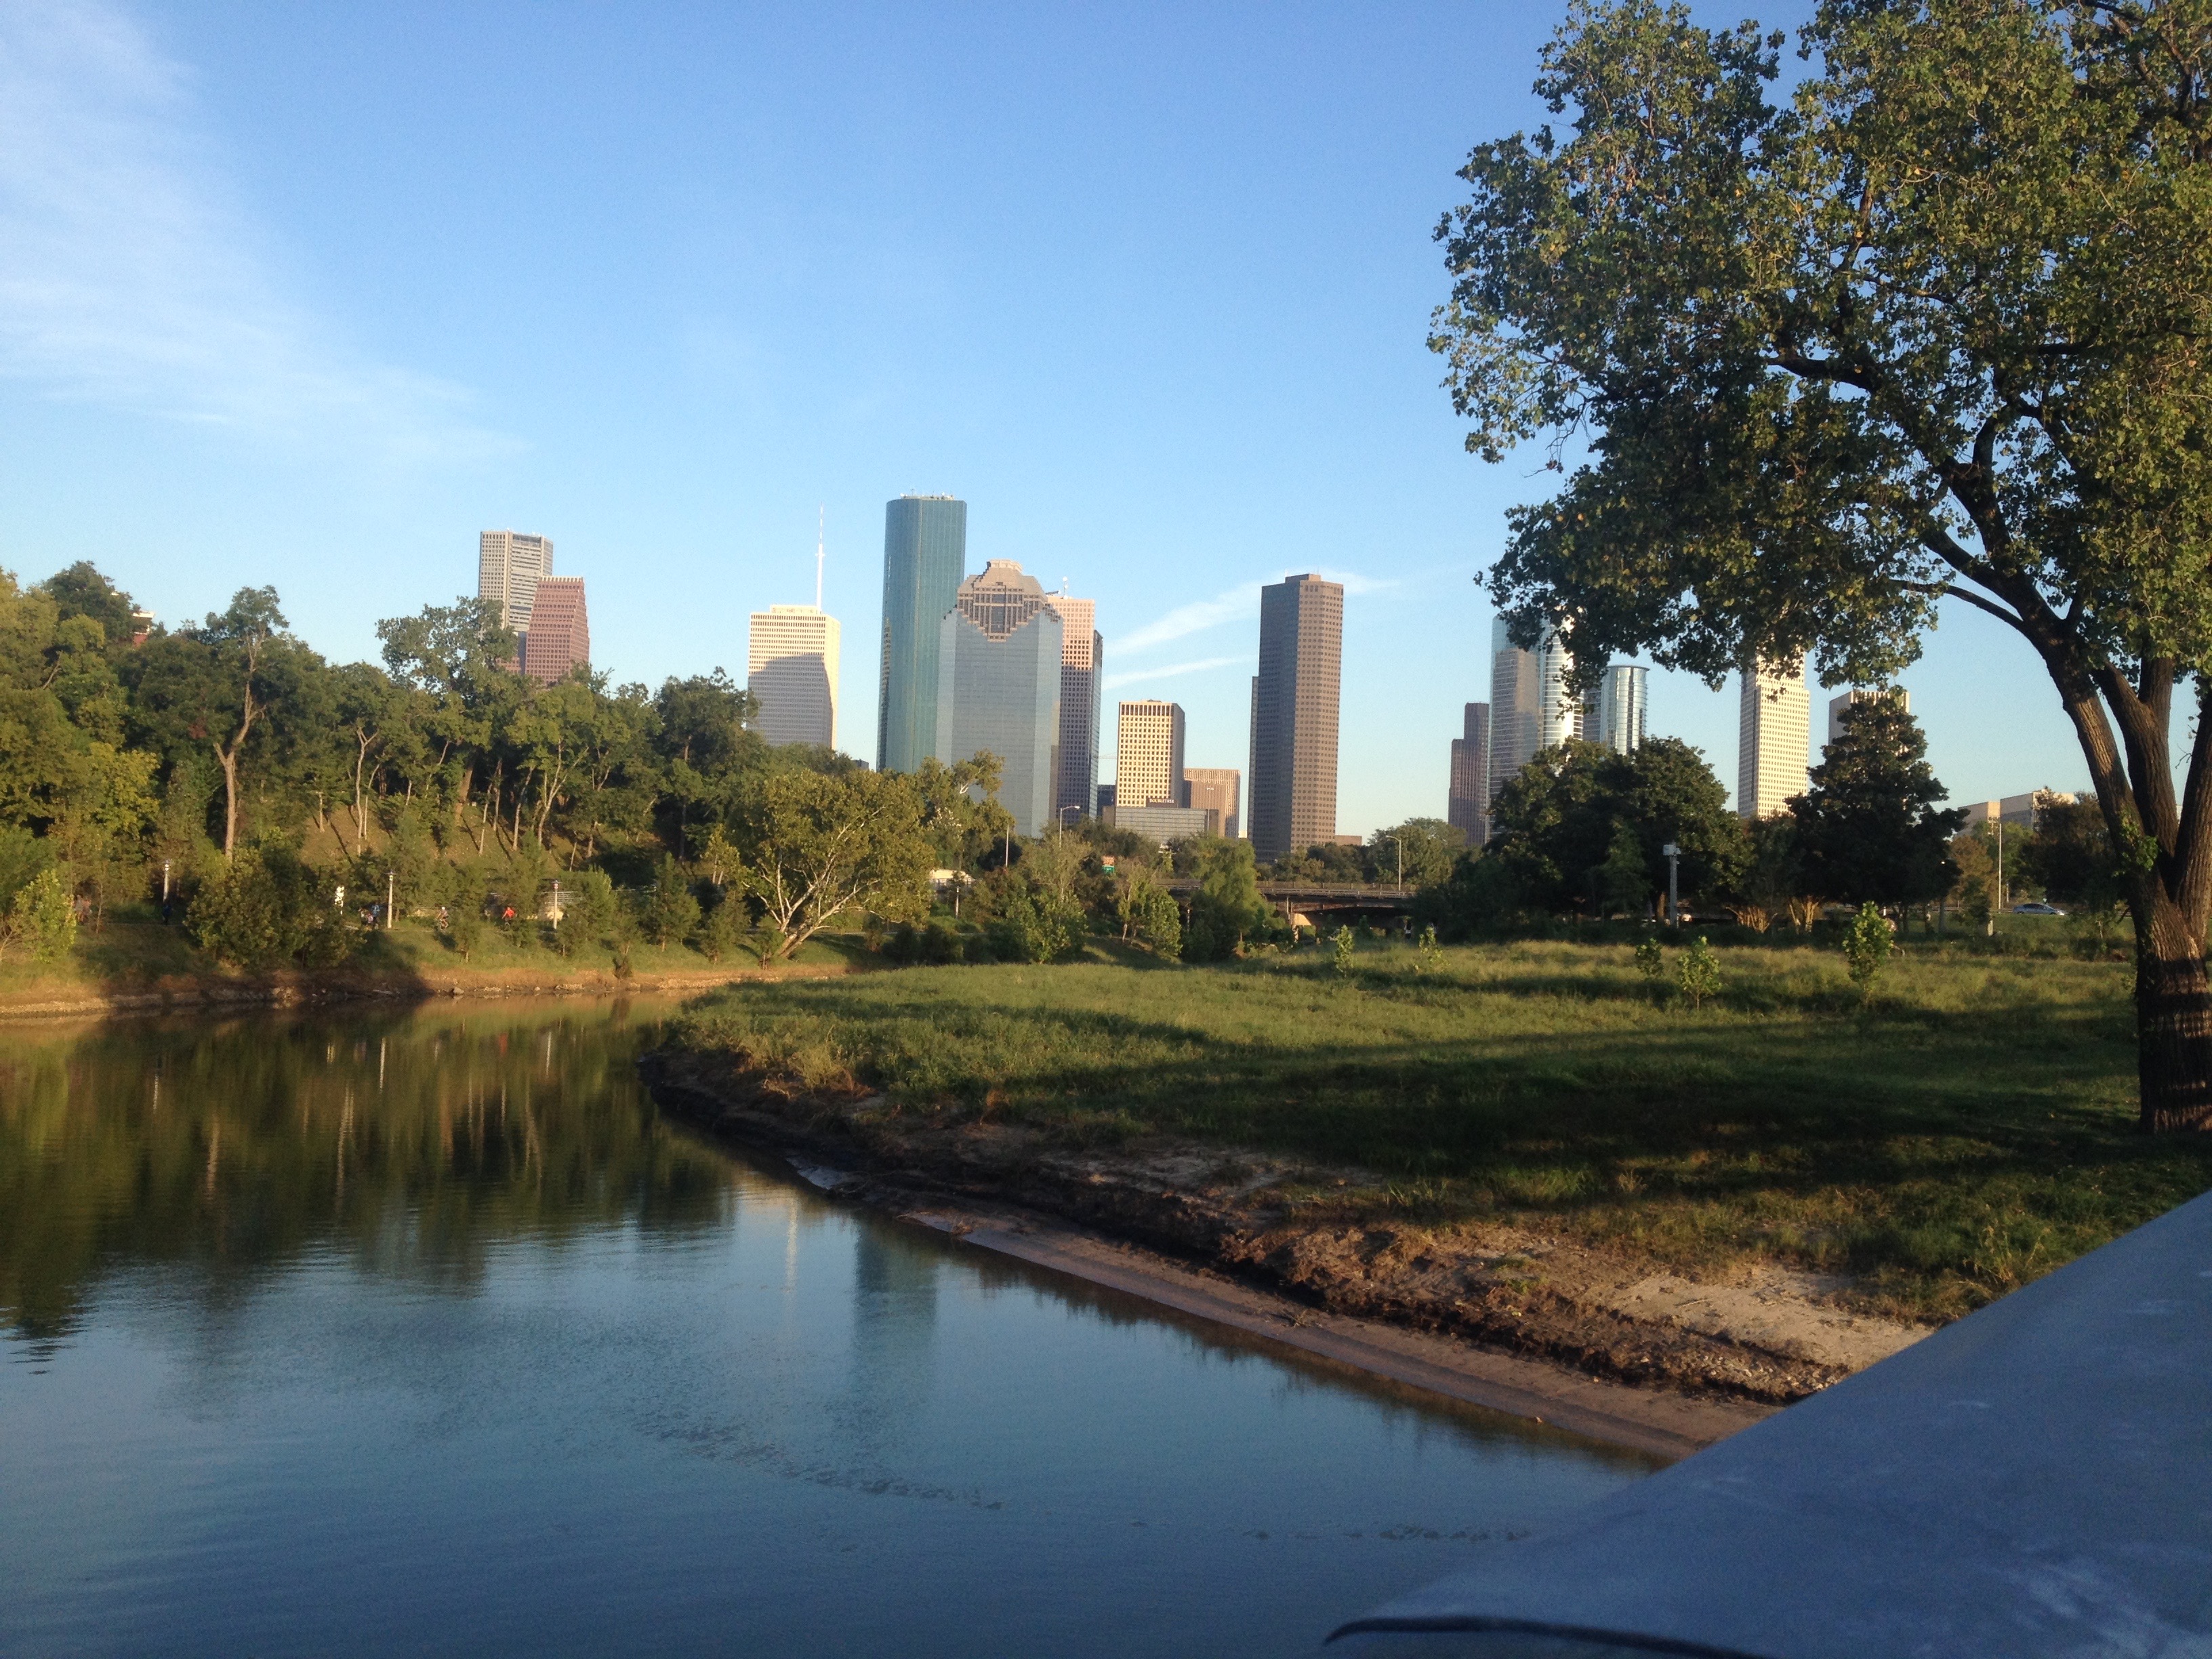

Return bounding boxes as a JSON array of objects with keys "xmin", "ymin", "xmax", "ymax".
[{"xmin": 815, "ymin": 506, "xmax": 825, "ymax": 609}]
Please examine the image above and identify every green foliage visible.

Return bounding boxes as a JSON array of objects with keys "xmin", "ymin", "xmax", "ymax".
[
  {"xmin": 1675, "ymin": 935, "xmax": 1721, "ymax": 1009},
  {"xmin": 695, "ymin": 895, "xmax": 746, "ymax": 963},
  {"xmin": 1488, "ymin": 737, "xmax": 1744, "ymax": 916},
  {"xmin": 644, "ymin": 855, "xmax": 703, "ymax": 949},
  {"xmin": 1414, "ymin": 849, "xmax": 1524, "ymax": 939},
  {"xmin": 2016, "ymin": 795, "xmax": 2126, "ymax": 915},
  {"xmin": 1845, "ymin": 903, "xmax": 1893, "ymax": 993},
  {"xmin": 1792, "ymin": 702, "xmax": 1964, "ymax": 907},
  {"xmin": 1115, "ymin": 872, "xmax": 1181, "ymax": 960},
  {"xmin": 185, "ymin": 846, "xmax": 350, "ymax": 970},
  {"xmin": 1183, "ymin": 836, "xmax": 1271, "ymax": 962},
  {"xmin": 1416, "ymin": 924, "xmax": 1444, "ymax": 973},
  {"xmin": 1367, "ymin": 819, "xmax": 1464, "ymax": 889},
  {"xmin": 1634, "ymin": 935, "xmax": 1664, "ymax": 981},
  {"xmin": 1332, "ymin": 924, "xmax": 1357, "ymax": 977},
  {"xmin": 1431, "ymin": 0, "xmax": 2212, "ymax": 1124},
  {"xmin": 554, "ymin": 870, "xmax": 619, "ymax": 958},
  {"xmin": 987, "ymin": 876, "xmax": 1084, "ymax": 964},
  {"xmin": 0, "ymin": 824, "xmax": 54, "ymax": 914},
  {"xmin": 739, "ymin": 767, "xmax": 931, "ymax": 962},
  {"xmin": 6, "ymin": 867, "xmax": 78, "ymax": 963}
]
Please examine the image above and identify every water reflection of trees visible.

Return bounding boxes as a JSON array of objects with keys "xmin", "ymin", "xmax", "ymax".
[{"xmin": 0, "ymin": 1003, "xmax": 736, "ymax": 1340}]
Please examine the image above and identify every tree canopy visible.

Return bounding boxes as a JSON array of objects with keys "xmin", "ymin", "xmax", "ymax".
[
  {"xmin": 1791, "ymin": 699, "xmax": 1965, "ymax": 905},
  {"xmin": 1433, "ymin": 0, "xmax": 2212, "ymax": 1129}
]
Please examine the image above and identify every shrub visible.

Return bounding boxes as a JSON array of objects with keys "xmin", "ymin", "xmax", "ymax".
[
  {"xmin": 6, "ymin": 867, "xmax": 78, "ymax": 964},
  {"xmin": 1677, "ymin": 935, "xmax": 1721, "ymax": 1008},
  {"xmin": 645, "ymin": 856, "xmax": 702, "ymax": 949},
  {"xmin": 1635, "ymin": 935, "xmax": 1666, "ymax": 981},
  {"xmin": 697, "ymin": 896, "xmax": 746, "ymax": 963},
  {"xmin": 1416, "ymin": 924, "xmax": 1444, "ymax": 973},
  {"xmin": 988, "ymin": 878, "xmax": 1082, "ymax": 964},
  {"xmin": 1332, "ymin": 924, "xmax": 1357, "ymax": 976},
  {"xmin": 554, "ymin": 870, "xmax": 619, "ymax": 958},
  {"xmin": 1845, "ymin": 902, "xmax": 1893, "ymax": 992},
  {"xmin": 186, "ymin": 848, "xmax": 350, "ymax": 970}
]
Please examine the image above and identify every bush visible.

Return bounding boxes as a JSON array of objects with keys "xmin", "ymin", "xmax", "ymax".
[
  {"xmin": 1845, "ymin": 902, "xmax": 1893, "ymax": 992},
  {"xmin": 554, "ymin": 870, "xmax": 619, "ymax": 958},
  {"xmin": 1332, "ymin": 924, "xmax": 1357, "ymax": 976},
  {"xmin": 186, "ymin": 847, "xmax": 351, "ymax": 970},
  {"xmin": 5, "ymin": 867, "xmax": 78, "ymax": 964},
  {"xmin": 0, "ymin": 825, "xmax": 55, "ymax": 915},
  {"xmin": 987, "ymin": 878, "xmax": 1083, "ymax": 964},
  {"xmin": 1677, "ymin": 935, "xmax": 1722, "ymax": 1008},
  {"xmin": 645, "ymin": 856, "xmax": 702, "ymax": 949},
  {"xmin": 697, "ymin": 895, "xmax": 746, "ymax": 962},
  {"xmin": 1635, "ymin": 935, "xmax": 1665, "ymax": 981}
]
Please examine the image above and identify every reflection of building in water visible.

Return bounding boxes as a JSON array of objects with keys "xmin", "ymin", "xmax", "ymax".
[{"xmin": 845, "ymin": 1230, "xmax": 941, "ymax": 1446}]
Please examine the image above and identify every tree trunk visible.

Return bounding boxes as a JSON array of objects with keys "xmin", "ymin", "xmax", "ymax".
[
  {"xmin": 2133, "ymin": 887, "xmax": 2212, "ymax": 1132},
  {"xmin": 214, "ymin": 743, "xmax": 240, "ymax": 859}
]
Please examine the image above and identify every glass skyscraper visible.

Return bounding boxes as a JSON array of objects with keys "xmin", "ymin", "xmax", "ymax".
[
  {"xmin": 876, "ymin": 495, "xmax": 968, "ymax": 773},
  {"xmin": 935, "ymin": 562, "xmax": 1063, "ymax": 836}
]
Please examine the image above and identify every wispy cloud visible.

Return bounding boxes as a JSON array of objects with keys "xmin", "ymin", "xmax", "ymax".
[
  {"xmin": 0, "ymin": 0, "xmax": 506, "ymax": 462},
  {"xmin": 1104, "ymin": 655, "xmax": 1245, "ymax": 692},
  {"xmin": 1115, "ymin": 571, "xmax": 1396, "ymax": 658},
  {"xmin": 1117, "ymin": 581, "xmax": 1263, "ymax": 655}
]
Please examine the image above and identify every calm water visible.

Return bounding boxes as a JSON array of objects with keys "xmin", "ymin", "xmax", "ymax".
[{"xmin": 0, "ymin": 999, "xmax": 1652, "ymax": 1657}]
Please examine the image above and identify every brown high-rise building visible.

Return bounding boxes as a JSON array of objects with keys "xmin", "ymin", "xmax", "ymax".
[
  {"xmin": 1448, "ymin": 702, "xmax": 1490, "ymax": 846},
  {"xmin": 1248, "ymin": 574, "xmax": 1342, "ymax": 863},
  {"xmin": 523, "ymin": 577, "xmax": 590, "ymax": 684},
  {"xmin": 1183, "ymin": 767, "xmax": 1241, "ymax": 840}
]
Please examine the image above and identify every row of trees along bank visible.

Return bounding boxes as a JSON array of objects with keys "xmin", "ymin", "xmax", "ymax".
[
  {"xmin": 0, "ymin": 560, "xmax": 1291, "ymax": 973},
  {"xmin": 1400, "ymin": 698, "xmax": 2106, "ymax": 941},
  {"xmin": 1433, "ymin": 0, "xmax": 2212, "ymax": 1130}
]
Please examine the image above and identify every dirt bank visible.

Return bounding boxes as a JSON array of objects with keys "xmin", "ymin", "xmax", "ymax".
[
  {"xmin": 0, "ymin": 960, "xmax": 858, "ymax": 1022},
  {"xmin": 641, "ymin": 1048, "xmax": 1934, "ymax": 1454}
]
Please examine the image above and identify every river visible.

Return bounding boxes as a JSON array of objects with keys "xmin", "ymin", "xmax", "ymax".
[{"xmin": 0, "ymin": 997, "xmax": 1654, "ymax": 1656}]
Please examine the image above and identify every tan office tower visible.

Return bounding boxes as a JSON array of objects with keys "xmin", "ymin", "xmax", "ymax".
[
  {"xmin": 479, "ymin": 531, "xmax": 554, "ymax": 636},
  {"xmin": 747, "ymin": 605, "xmax": 840, "ymax": 748},
  {"xmin": 1827, "ymin": 686, "xmax": 1909, "ymax": 746},
  {"xmin": 522, "ymin": 577, "xmax": 590, "ymax": 684},
  {"xmin": 1044, "ymin": 594, "xmax": 1102, "ymax": 821},
  {"xmin": 1449, "ymin": 701, "xmax": 1490, "ymax": 844},
  {"xmin": 1249, "ymin": 574, "xmax": 1343, "ymax": 862},
  {"xmin": 1738, "ymin": 658, "xmax": 1811, "ymax": 818},
  {"xmin": 1486, "ymin": 618, "xmax": 1540, "ymax": 800},
  {"xmin": 1183, "ymin": 767, "xmax": 1240, "ymax": 840},
  {"xmin": 1117, "ymin": 700, "xmax": 1187, "ymax": 811}
]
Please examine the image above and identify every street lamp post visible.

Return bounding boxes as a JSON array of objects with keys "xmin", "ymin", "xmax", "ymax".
[
  {"xmin": 1662, "ymin": 842, "xmax": 1681, "ymax": 928},
  {"xmin": 385, "ymin": 869, "xmax": 394, "ymax": 931}
]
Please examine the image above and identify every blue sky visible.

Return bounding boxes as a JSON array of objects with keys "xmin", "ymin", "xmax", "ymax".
[{"xmin": 0, "ymin": 0, "xmax": 2093, "ymax": 833}]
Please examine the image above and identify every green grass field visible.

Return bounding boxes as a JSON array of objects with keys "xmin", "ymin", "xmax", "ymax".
[{"xmin": 670, "ymin": 936, "xmax": 2212, "ymax": 1321}]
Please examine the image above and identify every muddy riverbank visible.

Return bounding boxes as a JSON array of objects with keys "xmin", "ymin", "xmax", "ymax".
[{"xmin": 641, "ymin": 1047, "xmax": 1933, "ymax": 1452}]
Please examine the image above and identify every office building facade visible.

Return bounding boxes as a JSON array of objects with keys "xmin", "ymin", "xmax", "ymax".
[
  {"xmin": 1249, "ymin": 574, "xmax": 1343, "ymax": 863},
  {"xmin": 1116, "ymin": 699, "xmax": 1187, "ymax": 813},
  {"xmin": 747, "ymin": 605, "xmax": 840, "ymax": 748},
  {"xmin": 1449, "ymin": 701, "xmax": 1490, "ymax": 845},
  {"xmin": 1487, "ymin": 619, "xmax": 1541, "ymax": 799},
  {"xmin": 521, "ymin": 577, "xmax": 589, "ymax": 684},
  {"xmin": 479, "ymin": 531, "xmax": 553, "ymax": 667},
  {"xmin": 1045, "ymin": 594, "xmax": 1103, "ymax": 821},
  {"xmin": 876, "ymin": 495, "xmax": 968, "ymax": 774},
  {"xmin": 1592, "ymin": 664, "xmax": 1649, "ymax": 754},
  {"xmin": 1115, "ymin": 803, "xmax": 1214, "ymax": 846},
  {"xmin": 1827, "ymin": 686, "xmax": 1910, "ymax": 746},
  {"xmin": 1738, "ymin": 658, "xmax": 1811, "ymax": 818},
  {"xmin": 935, "ymin": 560, "xmax": 1062, "ymax": 836},
  {"xmin": 1183, "ymin": 767, "xmax": 1240, "ymax": 840}
]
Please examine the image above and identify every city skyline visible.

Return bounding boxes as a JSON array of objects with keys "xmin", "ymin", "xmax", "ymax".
[{"xmin": 1, "ymin": 3, "xmax": 2100, "ymax": 834}]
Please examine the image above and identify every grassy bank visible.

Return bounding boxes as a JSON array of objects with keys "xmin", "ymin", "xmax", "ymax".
[
  {"xmin": 0, "ymin": 918, "xmax": 870, "ymax": 1010},
  {"xmin": 668, "ymin": 938, "xmax": 2212, "ymax": 1322}
]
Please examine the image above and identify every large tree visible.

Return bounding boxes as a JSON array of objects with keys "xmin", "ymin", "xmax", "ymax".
[
  {"xmin": 1435, "ymin": 0, "xmax": 2212, "ymax": 1128},
  {"xmin": 1792, "ymin": 699, "xmax": 1966, "ymax": 905},
  {"xmin": 1489, "ymin": 736, "xmax": 1744, "ymax": 916}
]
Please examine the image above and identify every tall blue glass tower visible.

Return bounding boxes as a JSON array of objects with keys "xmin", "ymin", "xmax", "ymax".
[{"xmin": 876, "ymin": 495, "xmax": 968, "ymax": 773}]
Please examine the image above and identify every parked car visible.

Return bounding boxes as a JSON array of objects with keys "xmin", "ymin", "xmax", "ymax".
[{"xmin": 2010, "ymin": 901, "xmax": 2066, "ymax": 916}]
